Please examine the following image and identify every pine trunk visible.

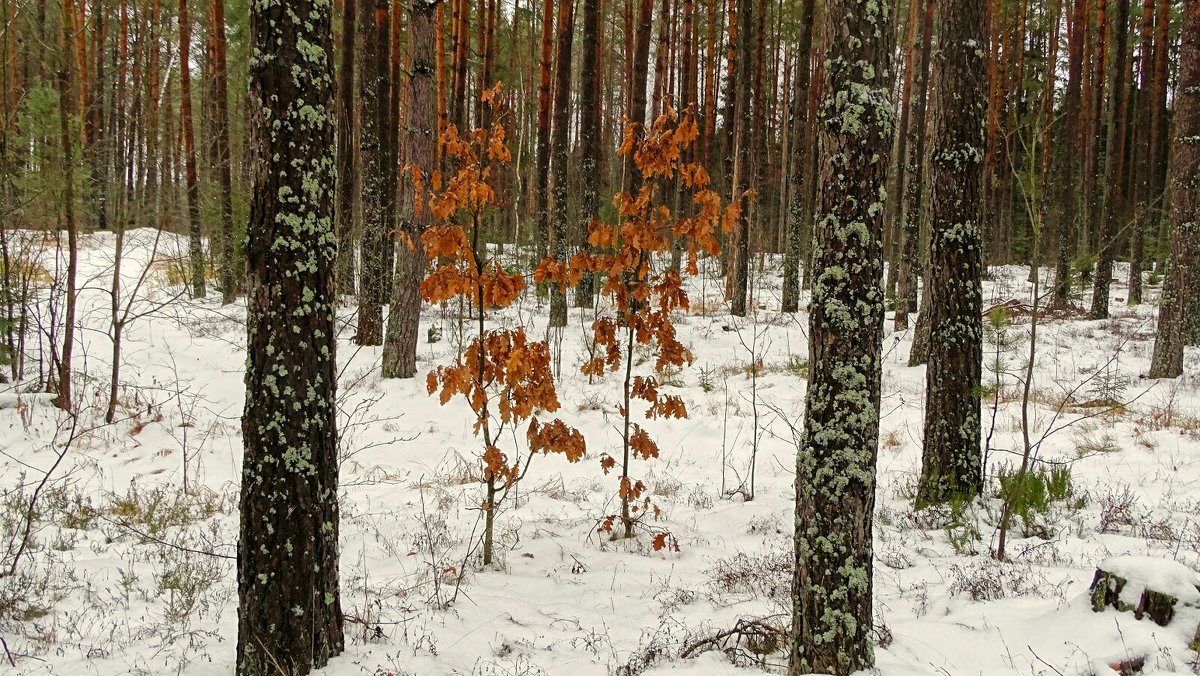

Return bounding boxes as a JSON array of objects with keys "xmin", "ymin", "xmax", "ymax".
[
  {"xmin": 238, "ymin": 0, "xmax": 344, "ymax": 667},
  {"xmin": 1091, "ymin": 0, "xmax": 1130, "ymax": 320},
  {"xmin": 382, "ymin": 0, "xmax": 437, "ymax": 379},
  {"xmin": 54, "ymin": 0, "xmax": 79, "ymax": 412},
  {"xmin": 894, "ymin": 0, "xmax": 934, "ymax": 332},
  {"xmin": 917, "ymin": 0, "xmax": 987, "ymax": 507},
  {"xmin": 548, "ymin": 0, "xmax": 576, "ymax": 328},
  {"xmin": 208, "ymin": 0, "xmax": 236, "ymax": 303},
  {"xmin": 535, "ymin": 0, "xmax": 553, "ymax": 259},
  {"xmin": 729, "ymin": 0, "xmax": 752, "ymax": 316},
  {"xmin": 1148, "ymin": 0, "xmax": 1199, "ymax": 377},
  {"xmin": 356, "ymin": 0, "xmax": 394, "ymax": 345},
  {"xmin": 179, "ymin": 0, "xmax": 205, "ymax": 298},
  {"xmin": 1125, "ymin": 0, "xmax": 1149, "ymax": 305},
  {"xmin": 334, "ymin": 0, "xmax": 357, "ymax": 294},
  {"xmin": 575, "ymin": 0, "xmax": 602, "ymax": 309},
  {"xmin": 788, "ymin": 0, "xmax": 891, "ymax": 672},
  {"xmin": 1053, "ymin": 0, "xmax": 1087, "ymax": 307}
]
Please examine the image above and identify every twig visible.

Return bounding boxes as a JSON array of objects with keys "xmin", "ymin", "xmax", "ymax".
[
  {"xmin": 97, "ymin": 514, "xmax": 236, "ymax": 560},
  {"xmin": 1027, "ymin": 644, "xmax": 1065, "ymax": 676}
]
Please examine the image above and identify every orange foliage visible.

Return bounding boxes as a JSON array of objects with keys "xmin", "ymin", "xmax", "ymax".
[
  {"xmin": 539, "ymin": 106, "xmax": 731, "ymax": 548},
  {"xmin": 423, "ymin": 86, "xmax": 584, "ymax": 531}
]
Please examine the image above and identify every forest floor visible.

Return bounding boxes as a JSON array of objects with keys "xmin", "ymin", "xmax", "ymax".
[{"xmin": 2, "ymin": 229, "xmax": 1200, "ymax": 675}]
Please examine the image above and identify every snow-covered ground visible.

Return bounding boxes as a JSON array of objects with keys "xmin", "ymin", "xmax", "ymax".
[{"xmin": 2, "ymin": 229, "xmax": 1199, "ymax": 675}]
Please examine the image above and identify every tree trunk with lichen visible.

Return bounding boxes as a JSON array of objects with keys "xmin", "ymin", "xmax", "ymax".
[
  {"xmin": 780, "ymin": 0, "xmax": 815, "ymax": 314},
  {"xmin": 788, "ymin": 0, "xmax": 892, "ymax": 672},
  {"xmin": 334, "ymin": 0, "xmax": 357, "ymax": 295},
  {"xmin": 356, "ymin": 0, "xmax": 395, "ymax": 346},
  {"xmin": 1149, "ymin": 0, "xmax": 1199, "ymax": 378},
  {"xmin": 237, "ymin": 0, "xmax": 344, "ymax": 668},
  {"xmin": 916, "ymin": 0, "xmax": 986, "ymax": 507},
  {"xmin": 893, "ymin": 0, "xmax": 933, "ymax": 333}
]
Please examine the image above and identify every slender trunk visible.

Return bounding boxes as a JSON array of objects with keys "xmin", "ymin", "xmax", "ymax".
[
  {"xmin": 535, "ymin": 0, "xmax": 553, "ymax": 259},
  {"xmin": 1053, "ymin": 0, "xmax": 1087, "ymax": 307},
  {"xmin": 451, "ymin": 0, "xmax": 469, "ymax": 129},
  {"xmin": 356, "ymin": 0, "xmax": 394, "ymax": 346},
  {"xmin": 627, "ymin": 0, "xmax": 654, "ymax": 194},
  {"xmin": 575, "ymin": 0, "xmax": 603, "ymax": 308},
  {"xmin": 883, "ymin": 0, "xmax": 921, "ymax": 297},
  {"xmin": 1150, "ymin": 0, "xmax": 1170, "ymax": 262},
  {"xmin": 179, "ymin": 0, "xmax": 205, "ymax": 298},
  {"xmin": 729, "ymin": 0, "xmax": 752, "ymax": 316},
  {"xmin": 895, "ymin": 0, "xmax": 935, "ymax": 332},
  {"xmin": 1090, "ymin": 0, "xmax": 1130, "ymax": 320},
  {"xmin": 548, "ymin": 0, "xmax": 576, "ymax": 328},
  {"xmin": 209, "ymin": 0, "xmax": 236, "ymax": 303},
  {"xmin": 334, "ymin": 0, "xmax": 357, "ymax": 294},
  {"xmin": 54, "ymin": 0, "xmax": 79, "ymax": 412}
]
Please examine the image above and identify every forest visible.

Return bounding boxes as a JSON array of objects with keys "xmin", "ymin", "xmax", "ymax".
[{"xmin": 1, "ymin": 0, "xmax": 1199, "ymax": 673}]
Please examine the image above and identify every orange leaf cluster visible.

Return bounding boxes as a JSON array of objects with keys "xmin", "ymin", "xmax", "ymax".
[
  {"xmin": 482, "ymin": 444, "xmax": 519, "ymax": 486},
  {"xmin": 423, "ymin": 92, "xmax": 584, "ymax": 511},
  {"xmin": 651, "ymin": 532, "xmax": 680, "ymax": 553},
  {"xmin": 426, "ymin": 328, "xmax": 563, "ymax": 428},
  {"xmin": 528, "ymin": 418, "xmax": 586, "ymax": 463}
]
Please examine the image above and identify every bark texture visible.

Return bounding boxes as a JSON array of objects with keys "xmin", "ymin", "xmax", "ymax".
[
  {"xmin": 1149, "ymin": 0, "xmax": 1199, "ymax": 378},
  {"xmin": 381, "ymin": 0, "xmax": 438, "ymax": 379},
  {"xmin": 356, "ymin": 0, "xmax": 395, "ymax": 345},
  {"xmin": 789, "ymin": 0, "xmax": 892, "ymax": 673},
  {"xmin": 1091, "ymin": 0, "xmax": 1131, "ymax": 319},
  {"xmin": 917, "ymin": 0, "xmax": 986, "ymax": 507},
  {"xmin": 238, "ymin": 0, "xmax": 344, "ymax": 667}
]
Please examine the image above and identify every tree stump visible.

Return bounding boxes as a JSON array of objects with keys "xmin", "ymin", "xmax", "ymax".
[{"xmin": 1090, "ymin": 556, "xmax": 1200, "ymax": 627}]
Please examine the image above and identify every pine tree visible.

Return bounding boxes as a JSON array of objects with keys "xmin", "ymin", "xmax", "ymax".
[
  {"xmin": 179, "ymin": 0, "xmax": 205, "ymax": 299},
  {"xmin": 894, "ymin": 0, "xmax": 934, "ymax": 332},
  {"xmin": 356, "ymin": 0, "xmax": 396, "ymax": 346},
  {"xmin": 1091, "ymin": 0, "xmax": 1131, "ymax": 319},
  {"xmin": 574, "ymin": 0, "xmax": 603, "ymax": 308},
  {"xmin": 548, "ymin": 0, "xmax": 576, "ymax": 327},
  {"xmin": 53, "ymin": 0, "xmax": 79, "ymax": 412},
  {"xmin": 779, "ymin": 0, "xmax": 814, "ymax": 314},
  {"xmin": 789, "ymin": 0, "xmax": 892, "ymax": 672},
  {"xmin": 916, "ymin": 0, "xmax": 986, "ymax": 507},
  {"xmin": 1149, "ymin": 0, "xmax": 1199, "ymax": 378},
  {"xmin": 1052, "ymin": 0, "xmax": 1087, "ymax": 308},
  {"xmin": 334, "ymin": 0, "xmax": 358, "ymax": 295},
  {"xmin": 208, "ymin": 0, "xmax": 236, "ymax": 303},
  {"xmin": 237, "ymin": 0, "xmax": 344, "ymax": 669},
  {"xmin": 381, "ymin": 0, "xmax": 439, "ymax": 380}
]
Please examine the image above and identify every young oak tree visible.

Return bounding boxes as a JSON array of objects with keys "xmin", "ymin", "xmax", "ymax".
[
  {"xmin": 540, "ymin": 106, "xmax": 736, "ymax": 547},
  {"xmin": 237, "ymin": 0, "xmax": 344, "ymax": 668},
  {"xmin": 788, "ymin": 0, "xmax": 893, "ymax": 672},
  {"xmin": 424, "ymin": 88, "xmax": 586, "ymax": 567}
]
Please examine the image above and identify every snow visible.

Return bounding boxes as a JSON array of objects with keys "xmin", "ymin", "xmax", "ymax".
[
  {"xmin": 2, "ymin": 230, "xmax": 1200, "ymax": 675},
  {"xmin": 1100, "ymin": 555, "xmax": 1200, "ymax": 605}
]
